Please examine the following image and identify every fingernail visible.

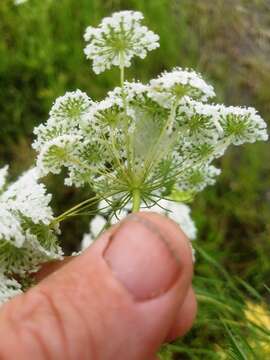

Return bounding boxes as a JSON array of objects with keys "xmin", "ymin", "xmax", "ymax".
[{"xmin": 103, "ymin": 215, "xmax": 181, "ymax": 301}]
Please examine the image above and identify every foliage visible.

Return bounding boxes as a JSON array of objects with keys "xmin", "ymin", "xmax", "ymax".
[{"xmin": 159, "ymin": 244, "xmax": 270, "ymax": 359}]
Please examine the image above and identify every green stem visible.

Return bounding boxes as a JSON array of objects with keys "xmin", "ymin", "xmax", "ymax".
[
  {"xmin": 51, "ymin": 196, "xmax": 99, "ymax": 226},
  {"xmin": 132, "ymin": 188, "xmax": 141, "ymax": 212},
  {"xmin": 120, "ymin": 64, "xmax": 125, "ymax": 87},
  {"xmin": 120, "ymin": 52, "xmax": 125, "ymax": 87},
  {"xmin": 119, "ymin": 52, "xmax": 133, "ymax": 172},
  {"xmin": 119, "ymin": 52, "xmax": 127, "ymax": 111}
]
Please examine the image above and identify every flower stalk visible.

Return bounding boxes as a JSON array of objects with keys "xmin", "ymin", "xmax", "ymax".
[{"xmin": 132, "ymin": 188, "xmax": 141, "ymax": 212}]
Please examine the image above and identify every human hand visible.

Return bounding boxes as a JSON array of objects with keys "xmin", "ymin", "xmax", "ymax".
[{"xmin": 0, "ymin": 212, "xmax": 196, "ymax": 360}]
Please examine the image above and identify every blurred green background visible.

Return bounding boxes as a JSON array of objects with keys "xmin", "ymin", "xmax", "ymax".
[{"xmin": 1, "ymin": 0, "xmax": 269, "ymax": 358}]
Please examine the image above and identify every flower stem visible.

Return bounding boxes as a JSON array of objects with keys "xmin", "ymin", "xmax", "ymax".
[
  {"xmin": 132, "ymin": 188, "xmax": 141, "ymax": 212},
  {"xmin": 120, "ymin": 64, "xmax": 125, "ymax": 87},
  {"xmin": 119, "ymin": 52, "xmax": 125, "ymax": 87},
  {"xmin": 51, "ymin": 196, "xmax": 99, "ymax": 225}
]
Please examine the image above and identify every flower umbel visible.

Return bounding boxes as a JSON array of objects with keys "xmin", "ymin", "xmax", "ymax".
[
  {"xmin": 0, "ymin": 273, "xmax": 22, "ymax": 306},
  {"xmin": 0, "ymin": 167, "xmax": 62, "ymax": 277},
  {"xmin": 34, "ymin": 10, "xmax": 268, "ymax": 217},
  {"xmin": 149, "ymin": 67, "xmax": 215, "ymax": 107},
  {"xmin": 84, "ymin": 11, "xmax": 159, "ymax": 74}
]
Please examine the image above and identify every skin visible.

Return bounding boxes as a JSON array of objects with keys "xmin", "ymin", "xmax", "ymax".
[{"xmin": 0, "ymin": 212, "xmax": 197, "ymax": 360}]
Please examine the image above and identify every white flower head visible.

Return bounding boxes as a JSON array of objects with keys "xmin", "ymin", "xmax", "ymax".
[
  {"xmin": 166, "ymin": 202, "xmax": 197, "ymax": 240},
  {"xmin": 33, "ymin": 90, "xmax": 93, "ymax": 152},
  {"xmin": 1, "ymin": 168, "xmax": 53, "ymax": 225},
  {"xmin": 0, "ymin": 167, "xmax": 62, "ymax": 275},
  {"xmin": 80, "ymin": 214, "xmax": 107, "ymax": 251},
  {"xmin": 145, "ymin": 199, "xmax": 197, "ymax": 240},
  {"xmin": 149, "ymin": 68, "xmax": 215, "ymax": 108},
  {"xmin": 84, "ymin": 11, "xmax": 159, "ymax": 74},
  {"xmin": 177, "ymin": 165, "xmax": 221, "ymax": 193},
  {"xmin": 86, "ymin": 97, "xmax": 124, "ymax": 132},
  {"xmin": 218, "ymin": 105, "xmax": 268, "ymax": 145},
  {"xmin": 176, "ymin": 98, "xmax": 224, "ymax": 143},
  {"xmin": 90, "ymin": 215, "xmax": 107, "ymax": 238},
  {"xmin": 0, "ymin": 231, "xmax": 63, "ymax": 276},
  {"xmin": 0, "ymin": 273, "xmax": 22, "ymax": 306},
  {"xmin": 36, "ymin": 134, "xmax": 83, "ymax": 176},
  {"xmin": 0, "ymin": 166, "xmax": 9, "ymax": 191},
  {"xmin": 81, "ymin": 233, "xmax": 94, "ymax": 251},
  {"xmin": 0, "ymin": 207, "xmax": 25, "ymax": 247},
  {"xmin": 49, "ymin": 90, "xmax": 93, "ymax": 122}
]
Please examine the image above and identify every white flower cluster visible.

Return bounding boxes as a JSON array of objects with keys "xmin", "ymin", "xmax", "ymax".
[
  {"xmin": 81, "ymin": 199, "xmax": 197, "ymax": 261},
  {"xmin": 81, "ymin": 215, "xmax": 106, "ymax": 250},
  {"xmin": 84, "ymin": 11, "xmax": 159, "ymax": 74},
  {"xmin": 34, "ymin": 77, "xmax": 268, "ymax": 205},
  {"xmin": 0, "ymin": 165, "xmax": 8, "ymax": 190},
  {"xmin": 149, "ymin": 68, "xmax": 215, "ymax": 107},
  {"xmin": 34, "ymin": 10, "xmax": 268, "ymax": 214},
  {"xmin": 178, "ymin": 165, "xmax": 221, "ymax": 193},
  {"xmin": 33, "ymin": 90, "xmax": 100, "ymax": 186},
  {"xmin": 0, "ymin": 274, "xmax": 22, "ymax": 306},
  {"xmin": 177, "ymin": 98, "xmax": 268, "ymax": 145},
  {"xmin": 0, "ymin": 166, "xmax": 62, "ymax": 282}
]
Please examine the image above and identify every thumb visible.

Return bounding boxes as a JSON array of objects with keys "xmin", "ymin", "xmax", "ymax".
[{"xmin": 0, "ymin": 212, "xmax": 195, "ymax": 360}]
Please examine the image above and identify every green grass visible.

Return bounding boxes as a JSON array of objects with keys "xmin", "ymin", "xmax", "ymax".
[{"xmin": 0, "ymin": 0, "xmax": 269, "ymax": 358}]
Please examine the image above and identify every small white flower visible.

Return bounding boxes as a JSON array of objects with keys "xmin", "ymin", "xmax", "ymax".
[
  {"xmin": 0, "ymin": 207, "xmax": 25, "ymax": 247},
  {"xmin": 176, "ymin": 98, "xmax": 223, "ymax": 143},
  {"xmin": 90, "ymin": 215, "xmax": 107, "ymax": 238},
  {"xmin": 177, "ymin": 165, "xmax": 221, "ymax": 193},
  {"xmin": 36, "ymin": 134, "xmax": 82, "ymax": 176},
  {"xmin": 85, "ymin": 97, "xmax": 124, "ymax": 133},
  {"xmin": 81, "ymin": 233, "xmax": 94, "ymax": 251},
  {"xmin": 0, "ymin": 231, "xmax": 62, "ymax": 276},
  {"xmin": 2, "ymin": 168, "xmax": 53, "ymax": 225},
  {"xmin": 0, "ymin": 273, "xmax": 22, "ymax": 306},
  {"xmin": 108, "ymin": 81, "xmax": 149, "ymax": 104},
  {"xmin": 218, "ymin": 105, "xmax": 268, "ymax": 145},
  {"xmin": 33, "ymin": 90, "xmax": 93, "ymax": 151},
  {"xmin": 149, "ymin": 68, "xmax": 215, "ymax": 108},
  {"xmin": 166, "ymin": 202, "xmax": 197, "ymax": 240},
  {"xmin": 49, "ymin": 90, "xmax": 93, "ymax": 122},
  {"xmin": 84, "ymin": 11, "xmax": 159, "ymax": 74},
  {"xmin": 182, "ymin": 141, "xmax": 226, "ymax": 165},
  {"xmin": 80, "ymin": 214, "xmax": 107, "ymax": 251},
  {"xmin": 0, "ymin": 167, "xmax": 62, "ymax": 275},
  {"xmin": 145, "ymin": 199, "xmax": 197, "ymax": 240},
  {"xmin": 0, "ymin": 166, "xmax": 9, "ymax": 191}
]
